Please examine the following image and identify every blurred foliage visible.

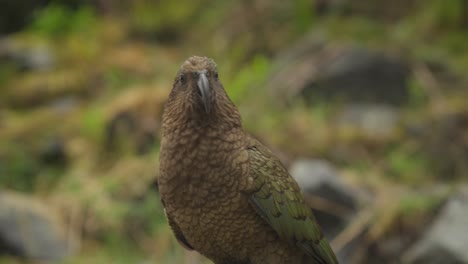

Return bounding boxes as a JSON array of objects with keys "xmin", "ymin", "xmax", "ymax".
[
  {"xmin": 0, "ymin": 142, "xmax": 39, "ymax": 191},
  {"xmin": 228, "ymin": 55, "xmax": 270, "ymax": 104},
  {"xmin": 294, "ymin": 0, "xmax": 316, "ymax": 33},
  {"xmin": 426, "ymin": 0, "xmax": 467, "ymax": 30},
  {"xmin": 29, "ymin": 3, "xmax": 97, "ymax": 37},
  {"xmin": 81, "ymin": 105, "xmax": 105, "ymax": 143},
  {"xmin": 386, "ymin": 146, "xmax": 429, "ymax": 184},
  {"xmin": 0, "ymin": 0, "xmax": 467, "ymax": 263},
  {"xmin": 128, "ymin": 0, "xmax": 207, "ymax": 41}
]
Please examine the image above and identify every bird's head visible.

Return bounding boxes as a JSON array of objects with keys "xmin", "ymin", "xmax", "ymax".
[{"xmin": 164, "ymin": 56, "xmax": 240, "ymax": 126}]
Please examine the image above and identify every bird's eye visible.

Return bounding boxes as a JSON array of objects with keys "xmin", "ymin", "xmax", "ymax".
[
  {"xmin": 214, "ymin": 72, "xmax": 219, "ymax": 80},
  {"xmin": 179, "ymin": 75, "xmax": 186, "ymax": 84}
]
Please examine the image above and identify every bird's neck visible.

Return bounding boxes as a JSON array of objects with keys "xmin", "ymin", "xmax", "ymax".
[
  {"xmin": 162, "ymin": 96, "xmax": 243, "ymax": 137},
  {"xmin": 162, "ymin": 115, "xmax": 245, "ymax": 164}
]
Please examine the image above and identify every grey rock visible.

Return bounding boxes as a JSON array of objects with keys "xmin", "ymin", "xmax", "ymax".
[
  {"xmin": 49, "ymin": 96, "xmax": 80, "ymax": 114},
  {"xmin": 290, "ymin": 159, "xmax": 369, "ymax": 264},
  {"xmin": 20, "ymin": 45, "xmax": 55, "ymax": 71},
  {"xmin": 269, "ymin": 35, "xmax": 409, "ymax": 105},
  {"xmin": 403, "ymin": 186, "xmax": 468, "ymax": 264},
  {"xmin": 16, "ymin": 45, "xmax": 54, "ymax": 71},
  {"xmin": 0, "ymin": 38, "xmax": 54, "ymax": 71},
  {"xmin": 291, "ymin": 159, "xmax": 361, "ymax": 211},
  {"xmin": 290, "ymin": 159, "xmax": 364, "ymax": 233},
  {"xmin": 0, "ymin": 192, "xmax": 75, "ymax": 261},
  {"xmin": 336, "ymin": 103, "xmax": 400, "ymax": 140},
  {"xmin": 314, "ymin": 47, "xmax": 408, "ymax": 105}
]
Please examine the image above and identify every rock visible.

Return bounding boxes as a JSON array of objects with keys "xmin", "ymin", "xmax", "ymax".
[
  {"xmin": 0, "ymin": 38, "xmax": 55, "ymax": 71},
  {"xmin": 291, "ymin": 159, "xmax": 359, "ymax": 210},
  {"xmin": 335, "ymin": 103, "xmax": 400, "ymax": 141},
  {"xmin": 18, "ymin": 45, "xmax": 55, "ymax": 71},
  {"xmin": 48, "ymin": 96, "xmax": 80, "ymax": 114},
  {"xmin": 269, "ymin": 36, "xmax": 409, "ymax": 105},
  {"xmin": 403, "ymin": 186, "xmax": 468, "ymax": 264},
  {"xmin": 290, "ymin": 159, "xmax": 369, "ymax": 263},
  {"xmin": 311, "ymin": 47, "xmax": 408, "ymax": 105},
  {"xmin": 0, "ymin": 192, "xmax": 75, "ymax": 261},
  {"xmin": 290, "ymin": 159, "xmax": 364, "ymax": 233}
]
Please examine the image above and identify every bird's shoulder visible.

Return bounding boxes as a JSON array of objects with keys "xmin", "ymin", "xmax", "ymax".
[{"xmin": 244, "ymin": 135, "xmax": 313, "ymax": 225}]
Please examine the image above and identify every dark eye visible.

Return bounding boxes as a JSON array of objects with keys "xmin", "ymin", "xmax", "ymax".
[
  {"xmin": 179, "ymin": 74, "xmax": 186, "ymax": 84},
  {"xmin": 214, "ymin": 72, "xmax": 219, "ymax": 80}
]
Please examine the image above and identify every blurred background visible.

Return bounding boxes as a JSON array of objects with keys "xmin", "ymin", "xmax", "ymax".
[{"xmin": 0, "ymin": 0, "xmax": 467, "ymax": 263}]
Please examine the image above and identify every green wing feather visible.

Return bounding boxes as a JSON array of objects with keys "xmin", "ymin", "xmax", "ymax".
[{"xmin": 246, "ymin": 137, "xmax": 338, "ymax": 264}]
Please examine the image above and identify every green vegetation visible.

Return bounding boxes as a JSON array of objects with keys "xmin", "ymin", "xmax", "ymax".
[
  {"xmin": 29, "ymin": 4, "xmax": 97, "ymax": 37},
  {"xmin": 228, "ymin": 55, "xmax": 271, "ymax": 105}
]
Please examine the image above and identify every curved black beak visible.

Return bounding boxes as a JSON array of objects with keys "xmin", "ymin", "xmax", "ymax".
[{"xmin": 197, "ymin": 70, "xmax": 211, "ymax": 113}]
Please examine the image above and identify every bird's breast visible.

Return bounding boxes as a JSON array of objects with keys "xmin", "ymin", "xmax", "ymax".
[{"xmin": 159, "ymin": 129, "xmax": 250, "ymax": 208}]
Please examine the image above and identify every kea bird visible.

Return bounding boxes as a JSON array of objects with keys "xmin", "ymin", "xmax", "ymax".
[{"xmin": 159, "ymin": 56, "xmax": 338, "ymax": 264}]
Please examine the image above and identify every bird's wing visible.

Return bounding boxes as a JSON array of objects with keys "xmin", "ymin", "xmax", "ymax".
[
  {"xmin": 246, "ymin": 137, "xmax": 338, "ymax": 264},
  {"xmin": 161, "ymin": 199, "xmax": 194, "ymax": 250}
]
